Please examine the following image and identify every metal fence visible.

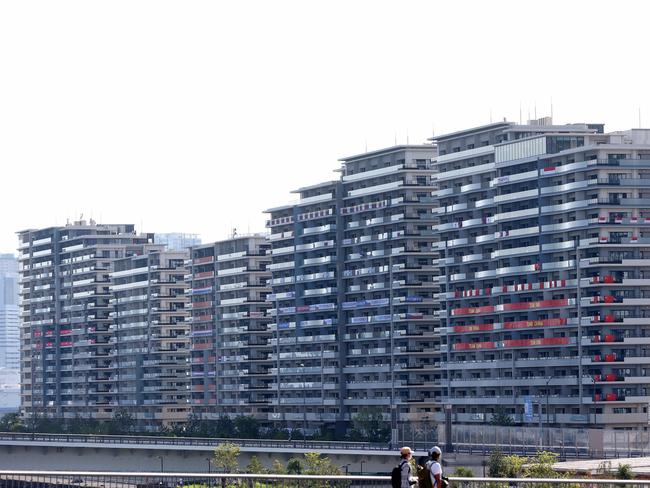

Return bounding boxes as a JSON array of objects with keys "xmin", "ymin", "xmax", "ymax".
[
  {"xmin": 2, "ymin": 473, "xmax": 650, "ymax": 488},
  {"xmin": 440, "ymin": 424, "xmax": 590, "ymax": 458},
  {"xmin": 0, "ymin": 471, "xmax": 388, "ymax": 488},
  {"xmin": 602, "ymin": 429, "xmax": 650, "ymax": 457},
  {"xmin": 452, "ymin": 479, "xmax": 650, "ymax": 488}
]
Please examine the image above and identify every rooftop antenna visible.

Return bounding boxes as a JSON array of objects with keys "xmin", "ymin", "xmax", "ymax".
[
  {"xmin": 406, "ymin": 130, "xmax": 409, "ymax": 145},
  {"xmin": 394, "ymin": 131, "xmax": 397, "ymax": 146},
  {"xmin": 534, "ymin": 100, "xmax": 537, "ymax": 121},
  {"xmin": 519, "ymin": 101, "xmax": 522, "ymax": 125},
  {"xmin": 365, "ymin": 138, "xmax": 368, "ymax": 152},
  {"xmin": 489, "ymin": 108, "xmax": 493, "ymax": 123},
  {"xmin": 639, "ymin": 107, "xmax": 642, "ymax": 128},
  {"xmin": 550, "ymin": 96, "xmax": 554, "ymax": 121}
]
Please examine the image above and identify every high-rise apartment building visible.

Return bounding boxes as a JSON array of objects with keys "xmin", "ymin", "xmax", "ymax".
[
  {"xmin": 434, "ymin": 119, "xmax": 650, "ymax": 428},
  {"xmin": 339, "ymin": 148, "xmax": 441, "ymax": 432},
  {"xmin": 110, "ymin": 247, "xmax": 190, "ymax": 430},
  {"xmin": 18, "ymin": 221, "xmax": 153, "ymax": 420},
  {"xmin": 0, "ymin": 254, "xmax": 19, "ymax": 370},
  {"xmin": 187, "ymin": 236, "xmax": 273, "ymax": 420},
  {"xmin": 266, "ymin": 181, "xmax": 341, "ymax": 428},
  {"xmin": 266, "ymin": 145, "xmax": 440, "ymax": 434}
]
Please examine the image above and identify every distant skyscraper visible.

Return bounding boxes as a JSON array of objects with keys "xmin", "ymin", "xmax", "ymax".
[
  {"xmin": 155, "ymin": 233, "xmax": 201, "ymax": 251},
  {"xmin": 0, "ymin": 254, "xmax": 19, "ymax": 370}
]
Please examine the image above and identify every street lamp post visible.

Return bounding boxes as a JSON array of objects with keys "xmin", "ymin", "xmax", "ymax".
[
  {"xmin": 158, "ymin": 456, "xmax": 164, "ymax": 473},
  {"xmin": 360, "ymin": 460, "xmax": 364, "ymax": 475},
  {"xmin": 206, "ymin": 458, "xmax": 211, "ymax": 474}
]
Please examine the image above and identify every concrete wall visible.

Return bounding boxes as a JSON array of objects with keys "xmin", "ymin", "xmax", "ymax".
[{"xmin": 0, "ymin": 443, "xmax": 488, "ymax": 476}]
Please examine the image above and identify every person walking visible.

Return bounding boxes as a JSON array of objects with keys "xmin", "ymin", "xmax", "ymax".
[
  {"xmin": 391, "ymin": 446, "xmax": 417, "ymax": 488},
  {"xmin": 426, "ymin": 446, "xmax": 443, "ymax": 488}
]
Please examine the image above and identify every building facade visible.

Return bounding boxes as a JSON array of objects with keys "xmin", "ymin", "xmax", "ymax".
[
  {"xmin": 18, "ymin": 221, "xmax": 153, "ymax": 420},
  {"xmin": 266, "ymin": 181, "xmax": 342, "ymax": 429},
  {"xmin": 110, "ymin": 248, "xmax": 190, "ymax": 429},
  {"xmin": 0, "ymin": 254, "xmax": 19, "ymax": 370},
  {"xmin": 187, "ymin": 236, "xmax": 273, "ymax": 420},
  {"xmin": 339, "ymin": 147, "xmax": 440, "ymax": 434},
  {"xmin": 266, "ymin": 145, "xmax": 440, "ymax": 435},
  {"xmin": 434, "ymin": 119, "xmax": 650, "ymax": 428}
]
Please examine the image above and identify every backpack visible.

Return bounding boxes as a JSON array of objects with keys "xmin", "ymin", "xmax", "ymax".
[
  {"xmin": 391, "ymin": 460, "xmax": 407, "ymax": 488},
  {"xmin": 417, "ymin": 464, "xmax": 433, "ymax": 488}
]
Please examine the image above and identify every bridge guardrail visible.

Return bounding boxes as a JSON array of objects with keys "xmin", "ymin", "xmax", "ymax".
[{"xmin": 0, "ymin": 432, "xmax": 390, "ymax": 451}]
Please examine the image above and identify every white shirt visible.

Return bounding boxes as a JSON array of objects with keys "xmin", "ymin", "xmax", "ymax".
[{"xmin": 426, "ymin": 460, "xmax": 442, "ymax": 488}]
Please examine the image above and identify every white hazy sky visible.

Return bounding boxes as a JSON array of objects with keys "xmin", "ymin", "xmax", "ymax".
[{"xmin": 1, "ymin": 0, "xmax": 649, "ymax": 253}]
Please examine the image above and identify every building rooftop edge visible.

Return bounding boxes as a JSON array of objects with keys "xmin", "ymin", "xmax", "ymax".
[
  {"xmin": 429, "ymin": 122, "xmax": 513, "ymax": 142},
  {"xmin": 338, "ymin": 144, "xmax": 435, "ymax": 162},
  {"xmin": 190, "ymin": 234, "xmax": 268, "ymax": 249}
]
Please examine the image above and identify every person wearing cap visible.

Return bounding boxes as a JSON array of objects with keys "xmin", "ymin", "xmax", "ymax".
[
  {"xmin": 399, "ymin": 446, "xmax": 417, "ymax": 488},
  {"xmin": 426, "ymin": 446, "xmax": 443, "ymax": 488}
]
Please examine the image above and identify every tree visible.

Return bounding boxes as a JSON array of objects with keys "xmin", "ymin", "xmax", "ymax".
[
  {"xmin": 215, "ymin": 416, "xmax": 236, "ymax": 438},
  {"xmin": 489, "ymin": 406, "xmax": 514, "ymax": 426},
  {"xmin": 234, "ymin": 416, "xmax": 259, "ymax": 439},
  {"xmin": 525, "ymin": 451, "xmax": 559, "ymax": 478},
  {"xmin": 0, "ymin": 413, "xmax": 24, "ymax": 432},
  {"xmin": 184, "ymin": 413, "xmax": 205, "ymax": 437},
  {"xmin": 213, "ymin": 442, "xmax": 241, "ymax": 473},
  {"xmin": 35, "ymin": 416, "xmax": 64, "ymax": 433},
  {"xmin": 303, "ymin": 452, "xmax": 341, "ymax": 476},
  {"xmin": 286, "ymin": 457, "xmax": 303, "ymax": 474},
  {"xmin": 616, "ymin": 464, "xmax": 634, "ymax": 480},
  {"xmin": 247, "ymin": 455, "xmax": 265, "ymax": 474},
  {"xmin": 270, "ymin": 459, "xmax": 286, "ymax": 475},
  {"xmin": 487, "ymin": 450, "xmax": 506, "ymax": 478},
  {"xmin": 453, "ymin": 467, "xmax": 474, "ymax": 477},
  {"xmin": 350, "ymin": 407, "xmax": 390, "ymax": 442},
  {"xmin": 109, "ymin": 408, "xmax": 135, "ymax": 434},
  {"xmin": 266, "ymin": 427, "xmax": 290, "ymax": 440},
  {"xmin": 66, "ymin": 416, "xmax": 104, "ymax": 434},
  {"xmin": 502, "ymin": 455, "xmax": 526, "ymax": 478}
]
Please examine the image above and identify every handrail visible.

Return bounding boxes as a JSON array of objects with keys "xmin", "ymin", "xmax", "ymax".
[
  {"xmin": 0, "ymin": 471, "xmax": 389, "ymax": 480},
  {"xmin": 451, "ymin": 478, "xmax": 650, "ymax": 485},
  {"xmin": 0, "ymin": 472, "xmax": 648, "ymax": 484}
]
